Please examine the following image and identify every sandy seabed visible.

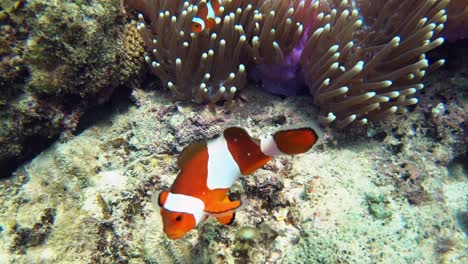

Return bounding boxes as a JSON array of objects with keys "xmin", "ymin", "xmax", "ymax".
[{"xmin": 0, "ymin": 82, "xmax": 466, "ymax": 263}]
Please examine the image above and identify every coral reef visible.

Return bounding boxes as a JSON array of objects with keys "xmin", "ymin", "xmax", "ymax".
[
  {"xmin": 9, "ymin": 0, "xmax": 453, "ymax": 175},
  {"xmin": 0, "ymin": 0, "xmax": 466, "ymax": 263},
  {"xmin": 0, "ymin": 94, "xmax": 68, "ymax": 178},
  {"xmin": 25, "ymin": 0, "xmax": 130, "ymax": 97},
  {"xmin": 0, "ymin": 0, "xmax": 146, "ymax": 178},
  {"xmin": 0, "ymin": 0, "xmax": 28, "ymax": 103}
]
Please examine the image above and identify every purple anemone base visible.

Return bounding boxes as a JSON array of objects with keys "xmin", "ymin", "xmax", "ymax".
[
  {"xmin": 248, "ymin": 63, "xmax": 308, "ymax": 96},
  {"xmin": 248, "ymin": 31, "xmax": 310, "ymax": 96}
]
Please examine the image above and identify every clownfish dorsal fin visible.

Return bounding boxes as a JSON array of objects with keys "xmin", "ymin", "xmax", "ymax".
[
  {"xmin": 223, "ymin": 127, "xmax": 271, "ymax": 175},
  {"xmin": 197, "ymin": 0, "xmax": 208, "ymax": 20},
  {"xmin": 177, "ymin": 140, "xmax": 207, "ymax": 169}
]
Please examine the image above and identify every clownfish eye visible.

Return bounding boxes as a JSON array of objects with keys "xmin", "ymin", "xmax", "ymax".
[{"xmin": 175, "ymin": 215, "xmax": 182, "ymax": 221}]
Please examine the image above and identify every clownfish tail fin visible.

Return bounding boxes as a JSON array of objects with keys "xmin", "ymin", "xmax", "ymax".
[{"xmin": 261, "ymin": 122, "xmax": 322, "ymax": 156}]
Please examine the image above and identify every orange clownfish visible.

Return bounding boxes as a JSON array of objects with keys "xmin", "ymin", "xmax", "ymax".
[
  {"xmin": 154, "ymin": 124, "xmax": 321, "ymax": 240},
  {"xmin": 191, "ymin": 0, "xmax": 221, "ymax": 33}
]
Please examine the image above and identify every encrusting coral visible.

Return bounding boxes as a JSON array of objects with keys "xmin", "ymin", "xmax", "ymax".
[
  {"xmin": 0, "ymin": 0, "xmax": 28, "ymax": 103},
  {"xmin": 125, "ymin": 0, "xmax": 450, "ymax": 129},
  {"xmin": 25, "ymin": 0, "xmax": 126, "ymax": 97},
  {"xmin": 120, "ymin": 21, "xmax": 146, "ymax": 84}
]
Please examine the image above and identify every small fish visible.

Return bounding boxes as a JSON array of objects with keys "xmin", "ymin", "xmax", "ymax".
[
  {"xmin": 192, "ymin": 0, "xmax": 221, "ymax": 33},
  {"xmin": 154, "ymin": 124, "xmax": 320, "ymax": 240}
]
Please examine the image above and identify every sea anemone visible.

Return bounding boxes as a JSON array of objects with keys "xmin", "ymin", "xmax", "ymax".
[
  {"xmin": 300, "ymin": 0, "xmax": 447, "ymax": 128},
  {"xmin": 444, "ymin": 0, "xmax": 468, "ymax": 41},
  {"xmin": 124, "ymin": 0, "xmax": 319, "ymax": 103},
  {"xmin": 125, "ymin": 0, "xmax": 449, "ymax": 128},
  {"xmin": 248, "ymin": 0, "xmax": 319, "ymax": 96},
  {"xmin": 132, "ymin": 0, "xmax": 247, "ymax": 103}
]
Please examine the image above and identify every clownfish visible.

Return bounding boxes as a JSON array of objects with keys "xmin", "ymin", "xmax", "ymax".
[
  {"xmin": 191, "ymin": 0, "xmax": 221, "ymax": 33},
  {"xmin": 154, "ymin": 124, "xmax": 321, "ymax": 240}
]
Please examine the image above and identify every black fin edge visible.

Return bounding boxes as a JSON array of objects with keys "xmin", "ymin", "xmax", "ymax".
[{"xmin": 227, "ymin": 213, "xmax": 236, "ymax": 225}]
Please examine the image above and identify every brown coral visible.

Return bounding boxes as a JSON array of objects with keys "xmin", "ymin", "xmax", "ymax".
[
  {"xmin": 25, "ymin": 0, "xmax": 126, "ymax": 97},
  {"xmin": 300, "ymin": 0, "xmax": 447, "ymax": 128},
  {"xmin": 120, "ymin": 20, "xmax": 146, "ymax": 83},
  {"xmin": 0, "ymin": 0, "xmax": 28, "ymax": 101}
]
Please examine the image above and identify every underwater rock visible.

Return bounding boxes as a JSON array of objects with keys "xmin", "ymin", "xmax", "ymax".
[
  {"xmin": 25, "ymin": 0, "xmax": 128, "ymax": 97},
  {"xmin": 10, "ymin": 208, "xmax": 56, "ymax": 253},
  {"xmin": 0, "ymin": 95, "xmax": 66, "ymax": 178},
  {"xmin": 0, "ymin": 0, "xmax": 145, "ymax": 178}
]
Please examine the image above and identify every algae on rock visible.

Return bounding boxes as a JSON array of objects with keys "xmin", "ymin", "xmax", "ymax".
[
  {"xmin": 25, "ymin": 0, "xmax": 124, "ymax": 97},
  {"xmin": 0, "ymin": 0, "xmax": 145, "ymax": 178}
]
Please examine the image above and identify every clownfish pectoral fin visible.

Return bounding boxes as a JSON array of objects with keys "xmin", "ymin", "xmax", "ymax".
[
  {"xmin": 150, "ymin": 190, "xmax": 162, "ymax": 208},
  {"xmin": 205, "ymin": 18, "xmax": 216, "ymax": 29},
  {"xmin": 205, "ymin": 196, "xmax": 242, "ymax": 215},
  {"xmin": 216, "ymin": 212, "xmax": 236, "ymax": 225},
  {"xmin": 177, "ymin": 141, "xmax": 207, "ymax": 169},
  {"xmin": 272, "ymin": 126, "xmax": 320, "ymax": 155},
  {"xmin": 207, "ymin": 196, "xmax": 248, "ymax": 226}
]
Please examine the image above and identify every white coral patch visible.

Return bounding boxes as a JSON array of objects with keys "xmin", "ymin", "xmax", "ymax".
[{"xmin": 94, "ymin": 170, "xmax": 127, "ymax": 190}]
